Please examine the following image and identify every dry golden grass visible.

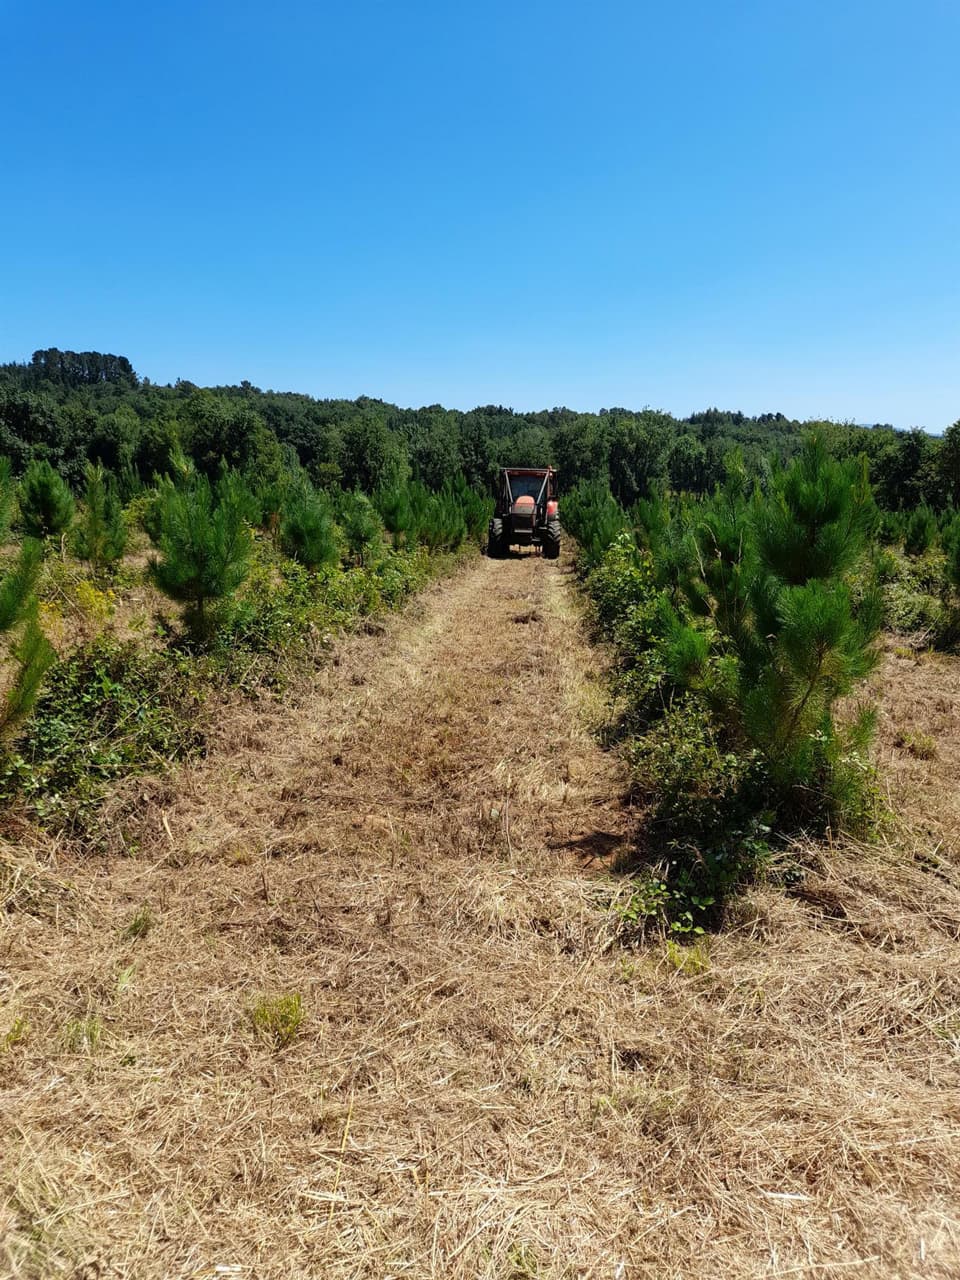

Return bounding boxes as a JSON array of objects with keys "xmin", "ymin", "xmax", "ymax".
[
  {"xmin": 874, "ymin": 643, "xmax": 960, "ymax": 852},
  {"xmin": 2, "ymin": 554, "xmax": 960, "ymax": 1278}
]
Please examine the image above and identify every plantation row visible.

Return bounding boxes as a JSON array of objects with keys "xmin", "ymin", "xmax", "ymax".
[
  {"xmin": 563, "ymin": 440, "xmax": 956, "ymax": 934},
  {"xmin": 0, "ymin": 454, "xmax": 491, "ymax": 836}
]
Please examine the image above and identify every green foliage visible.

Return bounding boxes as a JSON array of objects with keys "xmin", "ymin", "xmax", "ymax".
[
  {"xmin": 938, "ymin": 420, "xmax": 960, "ymax": 508},
  {"xmin": 73, "ymin": 463, "xmax": 126, "ymax": 571},
  {"xmin": 61, "ymin": 1015, "xmax": 103, "ymax": 1054},
  {"xmin": 449, "ymin": 474, "xmax": 492, "ymax": 545},
  {"xmin": 585, "ymin": 532, "xmax": 657, "ymax": 641},
  {"xmin": 0, "ymin": 539, "xmax": 55, "ymax": 739},
  {"xmin": 375, "ymin": 482, "xmax": 413, "ymax": 549},
  {"xmin": 904, "ymin": 504, "xmax": 937, "ymax": 556},
  {"xmin": 864, "ymin": 541, "xmax": 960, "ymax": 646},
  {"xmin": 122, "ymin": 904, "xmax": 156, "ymax": 940},
  {"xmin": 944, "ymin": 514, "xmax": 960, "ymax": 595},
  {"xmin": 19, "ymin": 459, "xmax": 75, "ymax": 539},
  {"xmin": 0, "ymin": 345, "xmax": 956, "ymax": 526},
  {"xmin": 218, "ymin": 543, "xmax": 432, "ymax": 662},
  {"xmin": 752, "ymin": 442, "xmax": 877, "ymax": 584},
  {"xmin": 280, "ymin": 480, "xmax": 339, "ymax": 569},
  {"xmin": 0, "ymin": 637, "xmax": 204, "ymax": 832},
  {"xmin": 150, "ymin": 470, "xmax": 255, "ymax": 639},
  {"xmin": 582, "ymin": 436, "xmax": 884, "ymax": 928},
  {"xmin": 0, "ymin": 457, "xmax": 17, "ymax": 541},
  {"xmin": 251, "ymin": 993, "xmax": 304, "ymax": 1049},
  {"xmin": 336, "ymin": 489, "xmax": 383, "ymax": 565},
  {"xmin": 666, "ymin": 433, "xmax": 709, "ymax": 494},
  {"xmin": 374, "ymin": 476, "xmax": 487, "ymax": 554},
  {"xmin": 563, "ymin": 480, "xmax": 629, "ymax": 570},
  {"xmin": 405, "ymin": 482, "xmax": 461, "ymax": 551}
]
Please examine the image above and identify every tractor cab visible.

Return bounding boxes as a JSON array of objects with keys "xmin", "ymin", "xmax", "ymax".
[{"xmin": 488, "ymin": 467, "xmax": 561, "ymax": 559}]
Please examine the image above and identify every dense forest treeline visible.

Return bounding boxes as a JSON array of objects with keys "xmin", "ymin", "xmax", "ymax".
[{"xmin": 3, "ymin": 348, "xmax": 959, "ymax": 510}]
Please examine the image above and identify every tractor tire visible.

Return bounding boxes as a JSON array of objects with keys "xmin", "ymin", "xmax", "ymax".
[
  {"xmin": 542, "ymin": 518, "xmax": 561, "ymax": 559},
  {"xmin": 487, "ymin": 518, "xmax": 506, "ymax": 558}
]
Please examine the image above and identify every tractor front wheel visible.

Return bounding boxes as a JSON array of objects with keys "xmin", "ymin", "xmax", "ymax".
[
  {"xmin": 542, "ymin": 518, "xmax": 561, "ymax": 559},
  {"xmin": 488, "ymin": 518, "xmax": 506, "ymax": 558}
]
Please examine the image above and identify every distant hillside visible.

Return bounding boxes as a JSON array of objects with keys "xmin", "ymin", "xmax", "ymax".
[{"xmin": 0, "ymin": 348, "xmax": 955, "ymax": 510}]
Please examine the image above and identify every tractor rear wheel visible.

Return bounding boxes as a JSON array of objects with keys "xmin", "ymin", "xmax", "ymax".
[
  {"xmin": 543, "ymin": 518, "xmax": 561, "ymax": 559},
  {"xmin": 488, "ymin": 518, "xmax": 506, "ymax": 558}
]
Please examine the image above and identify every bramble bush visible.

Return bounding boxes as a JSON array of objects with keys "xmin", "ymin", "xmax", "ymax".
[{"xmin": 0, "ymin": 637, "xmax": 205, "ymax": 832}]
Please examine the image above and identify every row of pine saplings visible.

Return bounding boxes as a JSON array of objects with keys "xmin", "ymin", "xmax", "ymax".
[
  {"xmin": 563, "ymin": 439, "xmax": 934, "ymax": 930},
  {"xmin": 0, "ymin": 455, "xmax": 493, "ymax": 738}
]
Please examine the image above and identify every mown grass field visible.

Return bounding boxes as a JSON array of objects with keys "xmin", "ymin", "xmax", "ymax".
[{"xmin": 3, "ymin": 550, "xmax": 959, "ymax": 1279}]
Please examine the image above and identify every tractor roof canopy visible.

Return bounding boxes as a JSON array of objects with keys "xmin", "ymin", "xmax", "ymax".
[{"xmin": 499, "ymin": 467, "xmax": 557, "ymax": 505}]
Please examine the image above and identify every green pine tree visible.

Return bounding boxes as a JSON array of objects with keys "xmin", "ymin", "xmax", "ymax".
[
  {"xmin": 0, "ymin": 538, "xmax": 55, "ymax": 737},
  {"xmin": 0, "ymin": 458, "xmax": 17, "ymax": 542},
  {"xmin": 19, "ymin": 459, "xmax": 75, "ymax": 541},
  {"xmin": 375, "ymin": 484, "xmax": 412, "ymax": 549},
  {"xmin": 73, "ymin": 464, "xmax": 127, "ymax": 572},
  {"xmin": 664, "ymin": 438, "xmax": 882, "ymax": 824},
  {"xmin": 150, "ymin": 471, "xmax": 254, "ymax": 640},
  {"xmin": 337, "ymin": 490, "xmax": 383, "ymax": 566},
  {"xmin": 280, "ymin": 481, "xmax": 339, "ymax": 569},
  {"xmin": 903, "ymin": 504, "xmax": 936, "ymax": 557}
]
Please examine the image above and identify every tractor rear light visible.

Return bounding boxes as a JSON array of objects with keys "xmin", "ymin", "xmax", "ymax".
[{"xmin": 546, "ymin": 500, "xmax": 558, "ymax": 517}]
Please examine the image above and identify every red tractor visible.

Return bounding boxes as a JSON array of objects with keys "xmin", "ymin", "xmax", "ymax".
[{"xmin": 487, "ymin": 467, "xmax": 561, "ymax": 559}]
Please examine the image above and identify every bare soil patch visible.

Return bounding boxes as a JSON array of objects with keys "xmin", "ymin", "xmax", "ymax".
[{"xmin": 2, "ymin": 557, "xmax": 960, "ymax": 1278}]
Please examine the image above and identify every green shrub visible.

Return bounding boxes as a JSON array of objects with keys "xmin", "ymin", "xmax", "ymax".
[
  {"xmin": 904, "ymin": 504, "xmax": 937, "ymax": 556},
  {"xmin": 219, "ymin": 544, "xmax": 433, "ymax": 661},
  {"xmin": 0, "ymin": 458, "xmax": 18, "ymax": 540},
  {"xmin": 0, "ymin": 539, "xmax": 55, "ymax": 739},
  {"xmin": 73, "ymin": 463, "xmax": 126, "ymax": 572},
  {"xmin": 407, "ymin": 482, "xmax": 468, "ymax": 552},
  {"xmin": 0, "ymin": 637, "xmax": 204, "ymax": 832},
  {"xmin": 675, "ymin": 439, "xmax": 883, "ymax": 825},
  {"xmin": 375, "ymin": 483, "xmax": 413, "ymax": 549},
  {"xmin": 19, "ymin": 459, "xmax": 75, "ymax": 540},
  {"xmin": 150, "ymin": 470, "xmax": 255, "ymax": 640},
  {"xmin": 563, "ymin": 480, "xmax": 629, "ymax": 570},
  {"xmin": 585, "ymin": 532, "xmax": 657, "ymax": 641},
  {"xmin": 336, "ymin": 489, "xmax": 383, "ymax": 565},
  {"xmin": 280, "ymin": 481, "xmax": 339, "ymax": 569},
  {"xmin": 584, "ymin": 438, "xmax": 884, "ymax": 927}
]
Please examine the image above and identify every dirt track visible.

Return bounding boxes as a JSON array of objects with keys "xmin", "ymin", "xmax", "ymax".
[{"xmin": 4, "ymin": 553, "xmax": 960, "ymax": 1279}]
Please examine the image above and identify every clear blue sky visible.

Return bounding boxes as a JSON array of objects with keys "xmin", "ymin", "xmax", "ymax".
[{"xmin": 2, "ymin": 0, "xmax": 957, "ymax": 429}]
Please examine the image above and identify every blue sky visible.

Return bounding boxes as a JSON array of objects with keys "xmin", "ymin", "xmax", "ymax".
[{"xmin": 2, "ymin": 0, "xmax": 957, "ymax": 429}]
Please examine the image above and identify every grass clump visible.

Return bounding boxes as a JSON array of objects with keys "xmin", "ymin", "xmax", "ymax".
[
  {"xmin": 895, "ymin": 730, "xmax": 937, "ymax": 760},
  {"xmin": 122, "ymin": 903, "xmax": 155, "ymax": 940},
  {"xmin": 251, "ymin": 993, "xmax": 304, "ymax": 1049},
  {"xmin": 60, "ymin": 1015, "xmax": 103, "ymax": 1054},
  {"xmin": 664, "ymin": 937, "xmax": 710, "ymax": 975},
  {"xmin": 3, "ymin": 1015, "xmax": 30, "ymax": 1051}
]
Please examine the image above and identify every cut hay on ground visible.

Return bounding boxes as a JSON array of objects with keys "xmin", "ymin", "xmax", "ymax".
[{"xmin": 2, "ymin": 555, "xmax": 959, "ymax": 1278}]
